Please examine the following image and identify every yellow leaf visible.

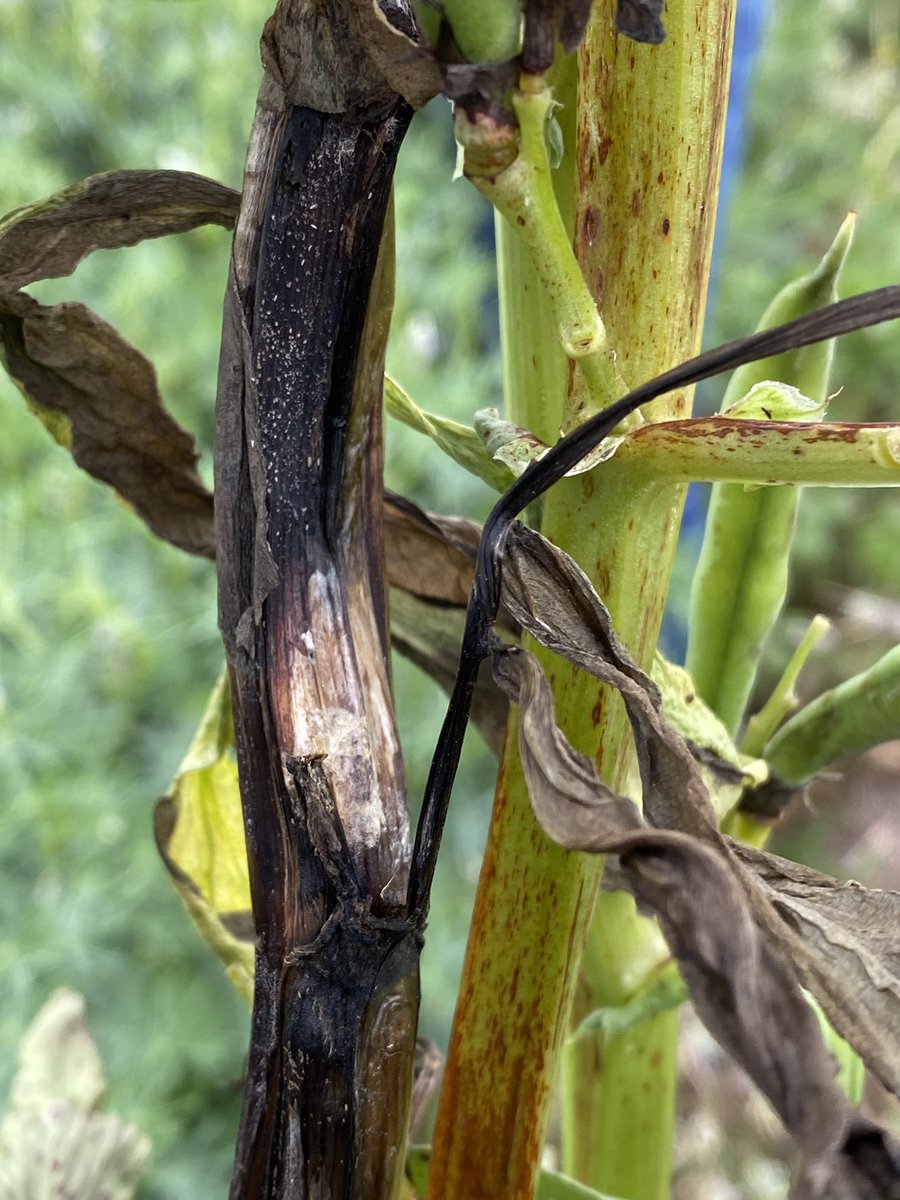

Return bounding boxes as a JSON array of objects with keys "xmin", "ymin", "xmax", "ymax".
[{"xmin": 154, "ymin": 671, "xmax": 254, "ymax": 1001}]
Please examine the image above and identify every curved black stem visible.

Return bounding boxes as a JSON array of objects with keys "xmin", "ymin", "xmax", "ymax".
[{"xmin": 407, "ymin": 283, "xmax": 900, "ymax": 917}]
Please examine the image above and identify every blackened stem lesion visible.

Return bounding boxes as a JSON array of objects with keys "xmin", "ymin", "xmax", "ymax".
[{"xmin": 216, "ymin": 87, "xmax": 419, "ymax": 1200}]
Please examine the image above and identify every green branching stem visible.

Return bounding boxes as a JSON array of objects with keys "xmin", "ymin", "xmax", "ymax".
[{"xmin": 462, "ymin": 78, "xmax": 625, "ymax": 412}]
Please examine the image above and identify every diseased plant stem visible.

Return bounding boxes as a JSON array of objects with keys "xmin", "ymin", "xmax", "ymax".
[
  {"xmin": 555, "ymin": 5, "xmax": 736, "ymax": 1193},
  {"xmin": 428, "ymin": 4, "xmax": 734, "ymax": 1198},
  {"xmin": 612, "ymin": 418, "xmax": 900, "ymax": 486},
  {"xmin": 214, "ymin": 7, "xmax": 424, "ymax": 1194}
]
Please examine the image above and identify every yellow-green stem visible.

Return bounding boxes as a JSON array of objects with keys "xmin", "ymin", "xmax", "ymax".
[
  {"xmin": 556, "ymin": 3, "xmax": 736, "ymax": 1196},
  {"xmin": 562, "ymin": 892, "xmax": 678, "ymax": 1193},
  {"xmin": 428, "ymin": 4, "xmax": 734, "ymax": 1197},
  {"xmin": 427, "ymin": 56, "xmax": 597, "ymax": 1200}
]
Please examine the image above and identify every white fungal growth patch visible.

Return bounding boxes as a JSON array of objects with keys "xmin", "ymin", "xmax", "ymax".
[
  {"xmin": 334, "ymin": 134, "xmax": 358, "ymax": 167},
  {"xmin": 309, "ymin": 709, "xmax": 369, "ymax": 762}
]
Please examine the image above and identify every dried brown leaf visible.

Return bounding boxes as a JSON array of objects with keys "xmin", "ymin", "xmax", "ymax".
[
  {"xmin": 0, "ymin": 169, "xmax": 240, "ymax": 558},
  {"xmin": 391, "ymin": 589, "xmax": 509, "ymax": 754},
  {"xmin": 0, "ymin": 291, "xmax": 215, "ymax": 557},
  {"xmin": 492, "ymin": 525, "xmax": 900, "ymax": 1197},
  {"xmin": 383, "ymin": 491, "xmax": 481, "ymax": 607},
  {"xmin": 737, "ymin": 843, "xmax": 900, "ymax": 1100},
  {"xmin": 0, "ymin": 170, "xmax": 239, "ymax": 292},
  {"xmin": 260, "ymin": 0, "xmax": 440, "ymax": 112},
  {"xmin": 492, "ymin": 648, "xmax": 642, "ymax": 847},
  {"xmin": 615, "ymin": 0, "xmax": 665, "ymax": 44},
  {"xmin": 522, "ymin": 1, "xmax": 594, "ymax": 72},
  {"xmin": 501, "ymin": 522, "xmax": 717, "ymax": 840},
  {"xmin": 383, "ymin": 493, "xmax": 511, "ymax": 751}
]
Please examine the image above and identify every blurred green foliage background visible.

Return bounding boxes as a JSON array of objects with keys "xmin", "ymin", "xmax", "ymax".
[{"xmin": 0, "ymin": 1, "xmax": 897, "ymax": 1195}]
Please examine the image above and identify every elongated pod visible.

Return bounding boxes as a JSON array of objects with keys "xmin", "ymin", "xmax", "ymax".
[{"xmin": 686, "ymin": 215, "xmax": 856, "ymax": 734}]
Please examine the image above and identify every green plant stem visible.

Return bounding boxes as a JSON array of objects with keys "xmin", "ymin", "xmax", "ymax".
[
  {"xmin": 555, "ymin": 3, "xmax": 736, "ymax": 1195},
  {"xmin": 612, "ymin": 418, "xmax": 900, "ymax": 485},
  {"xmin": 427, "ymin": 59, "xmax": 599, "ymax": 1200},
  {"xmin": 561, "ymin": 896, "xmax": 678, "ymax": 1195},
  {"xmin": 562, "ymin": 1009, "xmax": 680, "ymax": 1198},
  {"xmin": 731, "ymin": 642, "xmax": 900, "ymax": 849},
  {"xmin": 494, "ymin": 55, "xmax": 576, "ymax": 446},
  {"xmin": 426, "ymin": 746, "xmax": 604, "ymax": 1200},
  {"xmin": 383, "ymin": 375, "xmax": 512, "ymax": 491},
  {"xmin": 548, "ymin": 465, "xmax": 686, "ymax": 1200},
  {"xmin": 727, "ymin": 615, "xmax": 830, "ymax": 847},
  {"xmin": 466, "ymin": 79, "xmax": 623, "ymax": 409}
]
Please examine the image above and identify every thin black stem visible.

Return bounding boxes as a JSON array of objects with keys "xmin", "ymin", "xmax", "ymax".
[{"xmin": 408, "ymin": 283, "xmax": 900, "ymax": 916}]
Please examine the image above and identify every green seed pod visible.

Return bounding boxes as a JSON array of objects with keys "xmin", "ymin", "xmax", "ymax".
[
  {"xmin": 720, "ymin": 211, "xmax": 857, "ymax": 411},
  {"xmin": 685, "ymin": 214, "xmax": 856, "ymax": 736},
  {"xmin": 440, "ymin": 0, "xmax": 523, "ymax": 64},
  {"xmin": 764, "ymin": 644, "xmax": 900, "ymax": 787}
]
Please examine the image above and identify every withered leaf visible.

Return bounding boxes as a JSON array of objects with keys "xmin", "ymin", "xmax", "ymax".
[
  {"xmin": 0, "ymin": 990, "xmax": 152, "ymax": 1200},
  {"xmin": 0, "ymin": 290, "xmax": 215, "ymax": 558},
  {"xmin": 0, "ymin": 169, "xmax": 239, "ymax": 292},
  {"xmin": 500, "ymin": 522, "xmax": 718, "ymax": 840},
  {"xmin": 522, "ymin": 1, "xmax": 595, "ymax": 73},
  {"xmin": 492, "ymin": 648, "xmax": 642, "ymax": 847},
  {"xmin": 383, "ymin": 500, "xmax": 768, "ymax": 781},
  {"xmin": 361, "ymin": 0, "xmax": 444, "ymax": 108},
  {"xmin": 0, "ymin": 169, "xmax": 239, "ymax": 559},
  {"xmin": 736, "ymin": 843, "xmax": 900, "ymax": 1100},
  {"xmin": 383, "ymin": 490, "xmax": 481, "ymax": 608},
  {"xmin": 261, "ymin": 0, "xmax": 440, "ymax": 112},
  {"xmin": 391, "ymin": 589, "xmax": 509, "ymax": 754},
  {"xmin": 383, "ymin": 492, "xmax": 512, "ymax": 751},
  {"xmin": 492, "ymin": 525, "xmax": 900, "ymax": 1197},
  {"xmin": 615, "ymin": 0, "xmax": 665, "ymax": 44}
]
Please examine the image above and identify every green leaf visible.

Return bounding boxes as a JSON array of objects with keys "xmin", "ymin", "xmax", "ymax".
[
  {"xmin": 0, "ymin": 990, "xmax": 151, "ymax": 1200},
  {"xmin": 406, "ymin": 1146, "xmax": 625, "ymax": 1200},
  {"xmin": 652, "ymin": 653, "xmax": 768, "ymax": 820},
  {"xmin": 154, "ymin": 672, "xmax": 254, "ymax": 1002},
  {"xmin": 721, "ymin": 379, "xmax": 827, "ymax": 422}
]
